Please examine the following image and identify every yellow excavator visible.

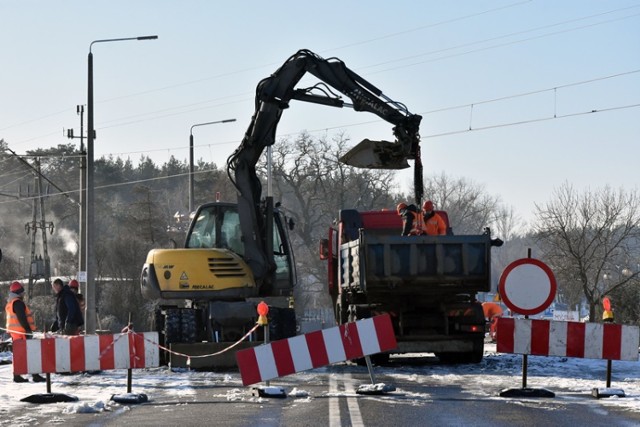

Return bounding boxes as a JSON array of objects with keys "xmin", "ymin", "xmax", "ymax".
[{"xmin": 140, "ymin": 49, "xmax": 422, "ymax": 368}]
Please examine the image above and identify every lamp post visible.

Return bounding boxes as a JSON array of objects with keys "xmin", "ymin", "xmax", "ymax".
[
  {"xmin": 86, "ymin": 35, "xmax": 157, "ymax": 334},
  {"xmin": 189, "ymin": 119, "xmax": 236, "ymax": 213}
]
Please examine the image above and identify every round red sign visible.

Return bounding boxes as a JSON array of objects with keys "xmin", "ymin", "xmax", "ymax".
[{"xmin": 498, "ymin": 258, "xmax": 556, "ymax": 315}]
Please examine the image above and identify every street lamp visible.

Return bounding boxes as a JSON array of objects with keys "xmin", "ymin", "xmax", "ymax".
[
  {"xmin": 189, "ymin": 119, "xmax": 236, "ymax": 213},
  {"xmin": 86, "ymin": 35, "xmax": 157, "ymax": 334}
]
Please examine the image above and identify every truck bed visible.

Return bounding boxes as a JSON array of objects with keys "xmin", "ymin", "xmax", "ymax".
[{"xmin": 340, "ymin": 232, "xmax": 492, "ymax": 297}]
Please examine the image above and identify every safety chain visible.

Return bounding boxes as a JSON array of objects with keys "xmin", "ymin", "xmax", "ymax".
[{"xmin": 2, "ymin": 322, "xmax": 262, "ymax": 367}]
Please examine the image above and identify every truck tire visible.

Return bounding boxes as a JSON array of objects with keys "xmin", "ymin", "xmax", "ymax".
[
  {"xmin": 463, "ymin": 337, "xmax": 484, "ymax": 364},
  {"xmin": 436, "ymin": 338, "xmax": 484, "ymax": 364},
  {"xmin": 164, "ymin": 309, "xmax": 181, "ymax": 344},
  {"xmin": 180, "ymin": 309, "xmax": 198, "ymax": 344}
]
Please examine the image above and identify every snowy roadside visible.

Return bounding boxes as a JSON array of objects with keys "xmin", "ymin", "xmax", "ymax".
[{"xmin": 1, "ymin": 343, "xmax": 640, "ymax": 424}]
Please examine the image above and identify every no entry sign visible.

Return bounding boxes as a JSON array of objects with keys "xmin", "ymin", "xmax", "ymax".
[{"xmin": 498, "ymin": 258, "xmax": 556, "ymax": 315}]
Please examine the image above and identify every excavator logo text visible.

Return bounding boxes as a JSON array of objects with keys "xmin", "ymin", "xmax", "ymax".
[{"xmin": 347, "ymin": 89, "xmax": 389, "ymax": 115}]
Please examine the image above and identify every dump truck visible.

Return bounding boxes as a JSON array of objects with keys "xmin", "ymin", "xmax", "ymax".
[
  {"xmin": 141, "ymin": 49, "xmax": 422, "ymax": 368},
  {"xmin": 322, "ymin": 208, "xmax": 502, "ymax": 363}
]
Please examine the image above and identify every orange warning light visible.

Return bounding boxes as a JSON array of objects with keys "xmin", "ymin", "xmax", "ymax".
[
  {"xmin": 257, "ymin": 301, "xmax": 269, "ymax": 326},
  {"xmin": 257, "ymin": 301, "xmax": 269, "ymax": 316}
]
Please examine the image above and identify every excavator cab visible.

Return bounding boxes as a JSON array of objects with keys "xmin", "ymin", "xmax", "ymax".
[
  {"xmin": 185, "ymin": 201, "xmax": 296, "ymax": 296},
  {"xmin": 186, "ymin": 203, "xmax": 244, "ymax": 254}
]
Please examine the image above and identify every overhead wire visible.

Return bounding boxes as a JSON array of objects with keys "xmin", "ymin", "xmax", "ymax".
[
  {"xmin": 361, "ymin": 5, "xmax": 640, "ymax": 72},
  {"xmin": 1, "ymin": 101, "xmax": 637, "ymax": 209},
  {"xmin": 89, "ymin": 6, "xmax": 640, "ymax": 135},
  {"xmin": 4, "ymin": 3, "xmax": 637, "ymax": 149},
  {"xmin": 103, "ymin": 69, "xmax": 640, "ymax": 156}
]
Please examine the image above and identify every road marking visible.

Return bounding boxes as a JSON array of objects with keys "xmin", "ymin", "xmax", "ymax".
[
  {"xmin": 329, "ymin": 375, "xmax": 341, "ymax": 427},
  {"xmin": 344, "ymin": 374, "xmax": 364, "ymax": 427},
  {"xmin": 329, "ymin": 374, "xmax": 365, "ymax": 427}
]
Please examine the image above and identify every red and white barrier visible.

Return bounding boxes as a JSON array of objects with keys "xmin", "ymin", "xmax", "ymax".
[
  {"xmin": 12, "ymin": 332, "xmax": 160, "ymax": 375},
  {"xmin": 496, "ymin": 317, "xmax": 639, "ymax": 361},
  {"xmin": 236, "ymin": 314, "xmax": 397, "ymax": 386}
]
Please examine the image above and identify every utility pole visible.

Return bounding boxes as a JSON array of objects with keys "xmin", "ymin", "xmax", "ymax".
[
  {"xmin": 23, "ymin": 159, "xmax": 54, "ymax": 300},
  {"xmin": 66, "ymin": 105, "xmax": 88, "ymax": 298}
]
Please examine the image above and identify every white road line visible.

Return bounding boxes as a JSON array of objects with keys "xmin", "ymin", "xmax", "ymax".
[
  {"xmin": 344, "ymin": 374, "xmax": 365, "ymax": 427},
  {"xmin": 329, "ymin": 375, "xmax": 342, "ymax": 427}
]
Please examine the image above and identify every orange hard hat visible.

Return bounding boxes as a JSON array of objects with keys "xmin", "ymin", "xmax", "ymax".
[
  {"xmin": 422, "ymin": 200, "xmax": 434, "ymax": 212},
  {"xmin": 69, "ymin": 279, "xmax": 79, "ymax": 288},
  {"xmin": 396, "ymin": 202, "xmax": 407, "ymax": 214},
  {"xmin": 10, "ymin": 281, "xmax": 24, "ymax": 294}
]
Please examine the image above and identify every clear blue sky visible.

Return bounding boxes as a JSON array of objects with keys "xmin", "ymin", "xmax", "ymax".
[{"xmin": 1, "ymin": 0, "xmax": 639, "ymax": 227}]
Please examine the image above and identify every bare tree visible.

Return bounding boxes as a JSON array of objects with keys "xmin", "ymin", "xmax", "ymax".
[
  {"xmin": 534, "ymin": 183, "xmax": 640, "ymax": 322},
  {"xmin": 421, "ymin": 172, "xmax": 510, "ymax": 235},
  {"xmin": 263, "ymin": 132, "xmax": 397, "ymax": 311}
]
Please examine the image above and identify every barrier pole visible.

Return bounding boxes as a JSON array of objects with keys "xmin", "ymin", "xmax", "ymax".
[
  {"xmin": 364, "ymin": 355, "xmax": 377, "ymax": 384},
  {"xmin": 127, "ymin": 369, "xmax": 133, "ymax": 393},
  {"xmin": 606, "ymin": 360, "xmax": 612, "ymax": 388},
  {"xmin": 522, "ymin": 314, "xmax": 529, "ymax": 389},
  {"xmin": 46, "ymin": 373, "xmax": 52, "ymax": 394}
]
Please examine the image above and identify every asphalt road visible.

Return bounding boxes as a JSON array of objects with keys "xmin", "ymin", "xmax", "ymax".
[{"xmin": 49, "ymin": 363, "xmax": 640, "ymax": 427}]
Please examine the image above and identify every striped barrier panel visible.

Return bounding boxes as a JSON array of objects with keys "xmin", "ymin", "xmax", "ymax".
[
  {"xmin": 496, "ymin": 317, "xmax": 639, "ymax": 361},
  {"xmin": 12, "ymin": 332, "xmax": 160, "ymax": 375},
  {"xmin": 236, "ymin": 314, "xmax": 397, "ymax": 386}
]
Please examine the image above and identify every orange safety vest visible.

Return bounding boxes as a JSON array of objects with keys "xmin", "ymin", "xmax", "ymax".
[
  {"xmin": 5, "ymin": 298, "xmax": 35, "ymax": 341},
  {"xmin": 423, "ymin": 213, "xmax": 446, "ymax": 235}
]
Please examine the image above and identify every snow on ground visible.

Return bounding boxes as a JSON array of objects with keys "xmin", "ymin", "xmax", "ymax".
[{"xmin": 1, "ymin": 342, "xmax": 639, "ymax": 424}]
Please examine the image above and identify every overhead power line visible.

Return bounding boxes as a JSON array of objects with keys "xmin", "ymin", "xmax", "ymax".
[
  {"xmin": 5, "ymin": 3, "xmax": 638, "ymax": 146},
  {"xmin": 1, "ymin": 101, "xmax": 637, "ymax": 208},
  {"xmin": 103, "ymin": 69, "xmax": 640, "ymax": 157}
]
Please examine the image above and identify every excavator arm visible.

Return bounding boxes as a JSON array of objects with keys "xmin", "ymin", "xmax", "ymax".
[{"xmin": 226, "ymin": 49, "xmax": 422, "ymax": 288}]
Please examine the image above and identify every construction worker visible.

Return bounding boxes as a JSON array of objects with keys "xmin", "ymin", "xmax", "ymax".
[
  {"xmin": 68, "ymin": 279, "xmax": 86, "ymax": 313},
  {"xmin": 5, "ymin": 281, "xmax": 46, "ymax": 383},
  {"xmin": 397, "ymin": 202, "xmax": 423, "ymax": 236},
  {"xmin": 51, "ymin": 278, "xmax": 83, "ymax": 335},
  {"xmin": 422, "ymin": 200, "xmax": 447, "ymax": 236},
  {"xmin": 482, "ymin": 302, "xmax": 503, "ymax": 342}
]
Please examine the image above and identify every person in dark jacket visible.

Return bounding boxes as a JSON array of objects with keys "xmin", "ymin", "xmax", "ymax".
[
  {"xmin": 51, "ymin": 278, "xmax": 84, "ymax": 335},
  {"xmin": 397, "ymin": 202, "xmax": 421, "ymax": 236},
  {"xmin": 5, "ymin": 281, "xmax": 46, "ymax": 383},
  {"xmin": 68, "ymin": 279, "xmax": 86, "ymax": 312}
]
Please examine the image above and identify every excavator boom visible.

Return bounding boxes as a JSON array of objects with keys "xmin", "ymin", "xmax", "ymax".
[{"xmin": 227, "ymin": 48, "xmax": 422, "ymax": 293}]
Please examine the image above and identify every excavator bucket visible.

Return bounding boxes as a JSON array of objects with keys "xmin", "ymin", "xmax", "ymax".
[{"xmin": 339, "ymin": 139, "xmax": 411, "ymax": 169}]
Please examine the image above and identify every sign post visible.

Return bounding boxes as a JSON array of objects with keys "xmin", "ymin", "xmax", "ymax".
[{"xmin": 498, "ymin": 251, "xmax": 556, "ymax": 398}]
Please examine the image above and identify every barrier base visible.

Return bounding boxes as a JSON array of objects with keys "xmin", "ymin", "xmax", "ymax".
[
  {"xmin": 252, "ymin": 386, "xmax": 287, "ymax": 398},
  {"xmin": 20, "ymin": 393, "xmax": 79, "ymax": 404},
  {"xmin": 499, "ymin": 387, "xmax": 555, "ymax": 398},
  {"xmin": 356, "ymin": 383, "xmax": 396, "ymax": 395},
  {"xmin": 111, "ymin": 393, "xmax": 149, "ymax": 404},
  {"xmin": 592, "ymin": 387, "xmax": 625, "ymax": 398}
]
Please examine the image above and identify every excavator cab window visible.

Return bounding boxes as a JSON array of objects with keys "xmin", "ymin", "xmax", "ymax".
[{"xmin": 185, "ymin": 203, "xmax": 244, "ymax": 256}]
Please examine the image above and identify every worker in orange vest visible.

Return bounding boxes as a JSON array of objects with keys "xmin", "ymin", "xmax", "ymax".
[
  {"xmin": 482, "ymin": 302, "xmax": 504, "ymax": 342},
  {"xmin": 5, "ymin": 281, "xmax": 46, "ymax": 383},
  {"xmin": 422, "ymin": 200, "xmax": 447, "ymax": 236}
]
